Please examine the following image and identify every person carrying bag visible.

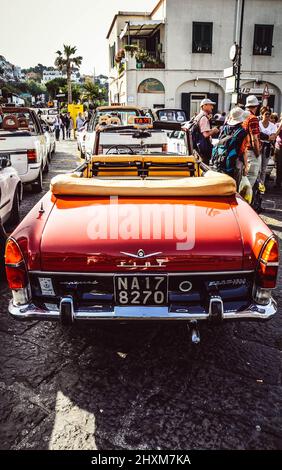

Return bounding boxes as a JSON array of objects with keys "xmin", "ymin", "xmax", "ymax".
[
  {"xmin": 190, "ymin": 98, "xmax": 219, "ymax": 164},
  {"xmin": 211, "ymin": 107, "xmax": 249, "ymax": 188}
]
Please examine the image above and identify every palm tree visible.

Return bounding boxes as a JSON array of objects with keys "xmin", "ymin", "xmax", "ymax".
[
  {"xmin": 55, "ymin": 45, "xmax": 82, "ymax": 104},
  {"xmin": 82, "ymin": 82, "xmax": 100, "ymax": 104}
]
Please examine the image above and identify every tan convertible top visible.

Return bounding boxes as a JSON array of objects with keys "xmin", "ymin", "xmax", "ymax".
[{"xmin": 50, "ymin": 171, "xmax": 236, "ymax": 197}]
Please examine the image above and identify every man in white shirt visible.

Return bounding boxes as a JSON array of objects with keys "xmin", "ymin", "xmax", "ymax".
[
  {"xmin": 259, "ymin": 108, "xmax": 277, "ymax": 184},
  {"xmin": 194, "ymin": 99, "xmax": 219, "ymax": 163}
]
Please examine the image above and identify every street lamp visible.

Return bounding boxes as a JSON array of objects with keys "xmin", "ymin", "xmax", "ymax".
[{"xmin": 235, "ymin": 0, "xmax": 245, "ymax": 98}]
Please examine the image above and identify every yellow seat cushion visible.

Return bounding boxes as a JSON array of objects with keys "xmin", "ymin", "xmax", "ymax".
[{"xmin": 50, "ymin": 171, "xmax": 236, "ymax": 197}]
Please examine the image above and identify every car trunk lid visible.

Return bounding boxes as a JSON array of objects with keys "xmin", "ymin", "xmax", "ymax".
[
  {"xmin": 0, "ymin": 132, "xmax": 30, "ymax": 175},
  {"xmin": 40, "ymin": 195, "xmax": 244, "ymax": 272}
]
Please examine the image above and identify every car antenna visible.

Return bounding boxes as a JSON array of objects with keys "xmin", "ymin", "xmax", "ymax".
[{"xmin": 39, "ymin": 201, "xmax": 45, "ymax": 215}]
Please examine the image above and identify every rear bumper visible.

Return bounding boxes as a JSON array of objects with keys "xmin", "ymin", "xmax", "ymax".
[
  {"xmin": 21, "ymin": 165, "xmax": 41, "ymax": 184},
  {"xmin": 8, "ymin": 296, "xmax": 277, "ymax": 322}
]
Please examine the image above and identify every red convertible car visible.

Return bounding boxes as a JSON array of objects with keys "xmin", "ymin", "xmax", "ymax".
[{"xmin": 5, "ymin": 120, "xmax": 279, "ymax": 342}]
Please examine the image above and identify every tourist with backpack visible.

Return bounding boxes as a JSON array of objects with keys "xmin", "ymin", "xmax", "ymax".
[
  {"xmin": 191, "ymin": 98, "xmax": 220, "ymax": 164},
  {"xmin": 211, "ymin": 107, "xmax": 249, "ymax": 188},
  {"xmin": 242, "ymin": 95, "xmax": 261, "ymax": 188}
]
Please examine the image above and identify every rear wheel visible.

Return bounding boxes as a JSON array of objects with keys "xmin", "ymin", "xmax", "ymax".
[{"xmin": 31, "ymin": 169, "xmax": 43, "ymax": 193}]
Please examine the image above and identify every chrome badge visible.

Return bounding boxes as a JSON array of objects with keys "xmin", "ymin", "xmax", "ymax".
[
  {"xmin": 118, "ymin": 249, "xmax": 167, "ymax": 268},
  {"xmin": 120, "ymin": 249, "xmax": 162, "ymax": 259}
]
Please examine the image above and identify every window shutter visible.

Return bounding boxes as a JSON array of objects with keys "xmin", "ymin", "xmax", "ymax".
[
  {"xmin": 208, "ymin": 93, "xmax": 219, "ymax": 113},
  {"xmin": 181, "ymin": 93, "xmax": 191, "ymax": 120}
]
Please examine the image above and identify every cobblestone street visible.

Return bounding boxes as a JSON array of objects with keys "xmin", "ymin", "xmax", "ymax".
[{"xmin": 0, "ymin": 140, "xmax": 282, "ymax": 450}]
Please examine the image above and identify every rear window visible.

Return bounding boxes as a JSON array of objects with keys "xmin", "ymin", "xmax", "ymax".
[
  {"xmin": 0, "ymin": 110, "xmax": 39, "ymax": 134},
  {"xmin": 99, "ymin": 130, "xmax": 177, "ymax": 156},
  {"xmin": 95, "ymin": 109, "xmax": 141, "ymax": 127},
  {"xmin": 157, "ymin": 110, "xmax": 186, "ymax": 123}
]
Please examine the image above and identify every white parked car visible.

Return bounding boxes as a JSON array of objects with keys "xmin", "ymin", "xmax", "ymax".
[
  {"xmin": 43, "ymin": 124, "xmax": 56, "ymax": 162},
  {"xmin": 84, "ymin": 106, "xmax": 144, "ymax": 158},
  {"xmin": 0, "ymin": 152, "xmax": 22, "ymax": 227},
  {"xmin": 0, "ymin": 106, "xmax": 48, "ymax": 193},
  {"xmin": 96, "ymin": 125, "xmax": 168, "ymax": 155},
  {"xmin": 76, "ymin": 121, "xmax": 88, "ymax": 158},
  {"xmin": 0, "ymin": 152, "xmax": 23, "ymax": 274},
  {"xmin": 167, "ymin": 130, "xmax": 187, "ymax": 154},
  {"xmin": 36, "ymin": 108, "xmax": 58, "ymax": 126}
]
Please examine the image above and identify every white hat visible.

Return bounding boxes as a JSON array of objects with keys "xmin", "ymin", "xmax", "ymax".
[
  {"xmin": 227, "ymin": 107, "xmax": 250, "ymax": 125},
  {"xmin": 200, "ymin": 98, "xmax": 216, "ymax": 107},
  {"xmin": 245, "ymin": 95, "xmax": 260, "ymax": 107}
]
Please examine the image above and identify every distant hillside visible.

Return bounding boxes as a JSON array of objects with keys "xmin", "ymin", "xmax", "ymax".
[{"xmin": 0, "ymin": 55, "xmax": 21, "ymax": 81}]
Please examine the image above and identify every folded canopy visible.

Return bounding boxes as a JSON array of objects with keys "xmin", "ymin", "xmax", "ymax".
[{"xmin": 50, "ymin": 171, "xmax": 236, "ymax": 197}]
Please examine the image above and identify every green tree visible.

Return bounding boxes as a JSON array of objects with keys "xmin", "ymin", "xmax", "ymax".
[
  {"xmin": 45, "ymin": 77, "xmax": 67, "ymax": 99},
  {"xmin": 55, "ymin": 45, "xmax": 82, "ymax": 104},
  {"xmin": 26, "ymin": 80, "xmax": 46, "ymax": 97},
  {"xmin": 69, "ymin": 83, "xmax": 82, "ymax": 103},
  {"xmin": 82, "ymin": 82, "xmax": 108, "ymax": 107},
  {"xmin": 82, "ymin": 82, "xmax": 100, "ymax": 103}
]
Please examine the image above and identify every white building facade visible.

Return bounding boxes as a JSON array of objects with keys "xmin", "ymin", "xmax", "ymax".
[
  {"xmin": 42, "ymin": 70, "xmax": 81, "ymax": 84},
  {"xmin": 107, "ymin": 0, "xmax": 282, "ymax": 117},
  {"xmin": 42, "ymin": 70, "xmax": 63, "ymax": 83}
]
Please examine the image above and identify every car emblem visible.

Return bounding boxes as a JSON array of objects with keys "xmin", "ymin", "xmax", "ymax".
[{"xmin": 120, "ymin": 249, "xmax": 163, "ymax": 259}]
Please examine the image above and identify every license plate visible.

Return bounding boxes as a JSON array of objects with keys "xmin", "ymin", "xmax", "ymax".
[{"xmin": 114, "ymin": 275, "xmax": 167, "ymax": 306}]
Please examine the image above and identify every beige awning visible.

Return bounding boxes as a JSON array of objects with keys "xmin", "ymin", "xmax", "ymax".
[{"xmin": 120, "ymin": 20, "xmax": 164, "ymax": 39}]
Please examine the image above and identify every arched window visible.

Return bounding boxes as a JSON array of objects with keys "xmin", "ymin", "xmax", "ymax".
[{"xmin": 138, "ymin": 78, "xmax": 165, "ymax": 94}]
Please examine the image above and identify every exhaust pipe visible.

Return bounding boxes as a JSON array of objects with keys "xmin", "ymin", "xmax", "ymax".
[{"xmin": 188, "ymin": 321, "xmax": 200, "ymax": 344}]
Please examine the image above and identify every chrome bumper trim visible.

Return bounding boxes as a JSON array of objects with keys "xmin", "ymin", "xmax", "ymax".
[{"xmin": 8, "ymin": 298, "xmax": 277, "ymax": 322}]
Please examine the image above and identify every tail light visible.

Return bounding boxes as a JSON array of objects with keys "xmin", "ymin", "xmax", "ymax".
[
  {"xmin": 256, "ymin": 237, "xmax": 279, "ymax": 289},
  {"xmin": 162, "ymin": 144, "xmax": 168, "ymax": 152},
  {"xmin": 5, "ymin": 238, "xmax": 31, "ymax": 305},
  {"xmin": 27, "ymin": 149, "xmax": 38, "ymax": 163}
]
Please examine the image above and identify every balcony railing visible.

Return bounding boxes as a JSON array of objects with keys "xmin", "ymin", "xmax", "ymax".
[
  {"xmin": 253, "ymin": 43, "xmax": 273, "ymax": 56},
  {"xmin": 135, "ymin": 51, "xmax": 165, "ymax": 69}
]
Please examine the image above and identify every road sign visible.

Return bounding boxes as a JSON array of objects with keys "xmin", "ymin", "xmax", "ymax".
[
  {"xmin": 241, "ymin": 87, "xmax": 274, "ymax": 95},
  {"xmin": 223, "ymin": 66, "xmax": 234, "ymax": 78},
  {"xmin": 56, "ymin": 93, "xmax": 66, "ymax": 98},
  {"xmin": 225, "ymin": 76, "xmax": 236, "ymax": 93},
  {"xmin": 231, "ymin": 92, "xmax": 238, "ymax": 104}
]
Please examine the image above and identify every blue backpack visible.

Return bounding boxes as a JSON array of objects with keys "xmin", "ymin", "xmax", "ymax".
[{"xmin": 211, "ymin": 125, "xmax": 246, "ymax": 175}]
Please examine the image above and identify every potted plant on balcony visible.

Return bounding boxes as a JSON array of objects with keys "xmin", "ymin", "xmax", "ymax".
[
  {"xmin": 124, "ymin": 44, "xmax": 139, "ymax": 58},
  {"xmin": 144, "ymin": 56, "xmax": 158, "ymax": 68},
  {"xmin": 115, "ymin": 49, "xmax": 125, "ymax": 63},
  {"xmin": 135, "ymin": 48, "xmax": 149, "ymax": 69}
]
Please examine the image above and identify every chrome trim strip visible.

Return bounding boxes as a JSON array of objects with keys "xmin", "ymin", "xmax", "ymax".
[
  {"xmin": 0, "ymin": 199, "xmax": 10, "ymax": 210},
  {"xmin": 120, "ymin": 251, "xmax": 163, "ymax": 259},
  {"xmin": 9, "ymin": 298, "xmax": 277, "ymax": 322},
  {"xmin": 28, "ymin": 270, "xmax": 255, "ymax": 277},
  {"xmin": 6, "ymin": 261, "xmax": 24, "ymax": 268}
]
